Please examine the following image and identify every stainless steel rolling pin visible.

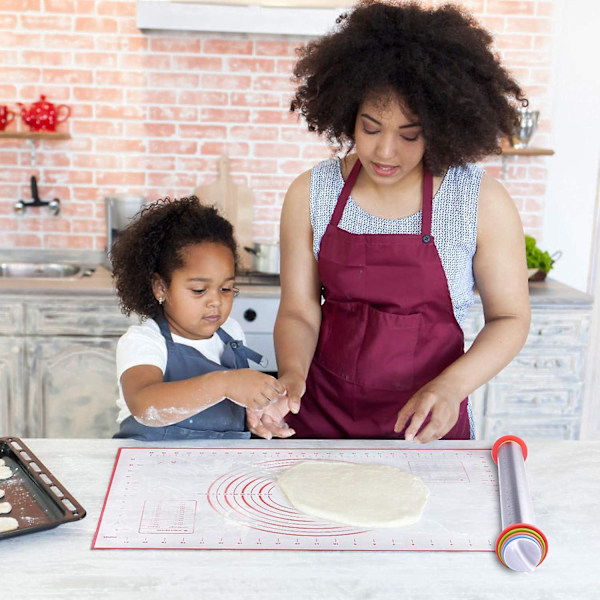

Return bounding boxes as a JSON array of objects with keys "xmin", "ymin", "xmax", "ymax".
[{"xmin": 491, "ymin": 435, "xmax": 548, "ymax": 572}]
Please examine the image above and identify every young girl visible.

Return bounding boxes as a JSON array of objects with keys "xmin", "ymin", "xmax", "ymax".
[
  {"xmin": 111, "ymin": 196, "xmax": 290, "ymax": 440},
  {"xmin": 256, "ymin": 1, "xmax": 531, "ymax": 442}
]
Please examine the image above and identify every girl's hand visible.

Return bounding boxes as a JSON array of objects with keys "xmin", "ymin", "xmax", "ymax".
[
  {"xmin": 246, "ymin": 398, "xmax": 296, "ymax": 440},
  {"xmin": 224, "ymin": 369, "xmax": 286, "ymax": 411},
  {"xmin": 393, "ymin": 380, "xmax": 463, "ymax": 443}
]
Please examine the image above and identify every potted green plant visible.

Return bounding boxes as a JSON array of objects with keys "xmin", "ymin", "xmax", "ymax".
[{"xmin": 525, "ymin": 235, "xmax": 556, "ymax": 281}]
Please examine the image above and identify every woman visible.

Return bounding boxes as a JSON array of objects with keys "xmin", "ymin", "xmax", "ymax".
[{"xmin": 249, "ymin": 1, "xmax": 531, "ymax": 443}]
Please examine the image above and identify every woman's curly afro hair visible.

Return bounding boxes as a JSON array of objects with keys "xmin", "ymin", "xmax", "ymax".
[
  {"xmin": 291, "ymin": 0, "xmax": 527, "ymax": 174},
  {"xmin": 111, "ymin": 196, "xmax": 238, "ymax": 320}
]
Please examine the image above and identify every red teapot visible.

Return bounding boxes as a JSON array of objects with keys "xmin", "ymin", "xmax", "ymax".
[{"xmin": 18, "ymin": 95, "xmax": 70, "ymax": 132}]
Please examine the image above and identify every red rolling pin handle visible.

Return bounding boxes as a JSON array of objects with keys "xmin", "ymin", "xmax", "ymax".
[{"xmin": 491, "ymin": 434, "xmax": 528, "ymax": 464}]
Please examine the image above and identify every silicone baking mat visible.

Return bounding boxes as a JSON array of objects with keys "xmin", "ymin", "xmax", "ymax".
[{"xmin": 93, "ymin": 446, "xmax": 499, "ymax": 551}]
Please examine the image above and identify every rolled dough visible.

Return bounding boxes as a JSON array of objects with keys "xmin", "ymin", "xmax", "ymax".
[
  {"xmin": 0, "ymin": 466, "xmax": 12, "ymax": 480},
  {"xmin": 277, "ymin": 460, "xmax": 429, "ymax": 528},
  {"xmin": 0, "ymin": 502, "xmax": 11, "ymax": 514},
  {"xmin": 0, "ymin": 517, "xmax": 18, "ymax": 533},
  {"xmin": 0, "ymin": 489, "xmax": 4, "ymax": 499}
]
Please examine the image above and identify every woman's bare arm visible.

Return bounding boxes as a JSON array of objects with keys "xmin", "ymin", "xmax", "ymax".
[{"xmin": 395, "ymin": 173, "xmax": 531, "ymax": 442}]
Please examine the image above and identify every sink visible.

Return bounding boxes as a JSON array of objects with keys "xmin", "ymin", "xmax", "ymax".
[{"xmin": 0, "ymin": 262, "xmax": 92, "ymax": 279}]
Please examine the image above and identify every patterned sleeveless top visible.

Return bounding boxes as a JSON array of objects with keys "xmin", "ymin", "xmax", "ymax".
[{"xmin": 310, "ymin": 158, "xmax": 483, "ymax": 326}]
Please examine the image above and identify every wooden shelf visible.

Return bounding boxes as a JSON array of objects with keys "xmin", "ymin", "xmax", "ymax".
[
  {"xmin": 501, "ymin": 146, "xmax": 554, "ymax": 156},
  {"xmin": 0, "ymin": 131, "xmax": 70, "ymax": 140}
]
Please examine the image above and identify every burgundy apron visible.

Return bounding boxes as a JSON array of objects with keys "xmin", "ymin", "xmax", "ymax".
[{"xmin": 287, "ymin": 159, "xmax": 471, "ymax": 439}]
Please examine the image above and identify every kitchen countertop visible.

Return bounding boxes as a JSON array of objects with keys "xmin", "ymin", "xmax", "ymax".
[{"xmin": 2, "ymin": 438, "xmax": 599, "ymax": 599}]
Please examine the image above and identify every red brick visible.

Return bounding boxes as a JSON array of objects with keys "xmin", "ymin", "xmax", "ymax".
[
  {"xmin": 74, "ymin": 51, "xmax": 118, "ymax": 68},
  {"xmin": 172, "ymin": 56, "xmax": 223, "ymax": 71},
  {"xmin": 74, "ymin": 87, "xmax": 123, "ymax": 102},
  {"xmin": 493, "ymin": 33, "xmax": 533, "ymax": 51},
  {"xmin": 255, "ymin": 41, "xmax": 300, "ymax": 57},
  {"xmin": 0, "ymin": 51, "xmax": 18, "ymax": 67},
  {"xmin": 124, "ymin": 156, "xmax": 176, "ymax": 171},
  {"xmin": 253, "ymin": 75, "xmax": 296, "ymax": 92},
  {"xmin": 502, "ymin": 50, "xmax": 550, "ymax": 67},
  {"xmin": 96, "ymin": 171, "xmax": 145, "ymax": 186},
  {"xmin": 96, "ymin": 138, "xmax": 145, "ymax": 153},
  {"xmin": 137, "ymin": 90, "xmax": 178, "ymax": 105},
  {"xmin": 75, "ymin": 17, "xmax": 118, "ymax": 33},
  {"xmin": 149, "ymin": 106, "xmax": 198, "ymax": 122},
  {"xmin": 147, "ymin": 173, "xmax": 197, "ymax": 189},
  {"xmin": 42, "ymin": 33, "xmax": 95, "ymax": 50},
  {"xmin": 97, "ymin": 35, "xmax": 147, "ymax": 52},
  {"xmin": 73, "ymin": 121, "xmax": 123, "ymax": 136},
  {"xmin": 231, "ymin": 92, "xmax": 281, "ymax": 108},
  {"xmin": 179, "ymin": 91, "xmax": 229, "ymax": 106},
  {"xmin": 95, "ymin": 104, "xmax": 146, "ymax": 120},
  {"xmin": 144, "ymin": 123, "xmax": 177, "ymax": 138},
  {"xmin": 175, "ymin": 157, "xmax": 212, "ymax": 173},
  {"xmin": 150, "ymin": 38, "xmax": 201, "ymax": 53},
  {"xmin": 228, "ymin": 57, "xmax": 275, "ymax": 74},
  {"xmin": 201, "ymin": 108, "xmax": 250, "ymax": 123},
  {"xmin": 45, "ymin": 0, "xmax": 76, "ymax": 13},
  {"xmin": 0, "ymin": 15, "xmax": 18, "ymax": 30},
  {"xmin": 0, "ymin": 67, "xmax": 42, "ymax": 83},
  {"xmin": 0, "ymin": 85, "xmax": 17, "ymax": 97},
  {"xmin": 0, "ymin": 0, "xmax": 40, "ymax": 9},
  {"xmin": 148, "ymin": 140, "xmax": 198, "ymax": 155},
  {"xmin": 0, "ymin": 233, "xmax": 42, "ymax": 247},
  {"xmin": 96, "ymin": 70, "xmax": 146, "ymax": 87},
  {"xmin": 202, "ymin": 74, "xmax": 252, "ymax": 90},
  {"xmin": 254, "ymin": 206, "xmax": 282, "ymax": 221},
  {"xmin": 279, "ymin": 159, "xmax": 315, "ymax": 174},
  {"xmin": 22, "ymin": 15, "xmax": 73, "ymax": 30},
  {"xmin": 487, "ymin": 1, "xmax": 536, "ymax": 15},
  {"xmin": 147, "ymin": 72, "xmax": 199, "ymax": 89},
  {"xmin": 44, "ymin": 169, "xmax": 93, "ymax": 185},
  {"xmin": 71, "ymin": 186, "xmax": 101, "ymax": 201},
  {"xmin": 252, "ymin": 222, "xmax": 278, "ymax": 240},
  {"xmin": 281, "ymin": 126, "xmax": 321, "ymax": 143},
  {"xmin": 301, "ymin": 144, "xmax": 333, "ymax": 160},
  {"xmin": 178, "ymin": 124, "xmax": 227, "ymax": 139},
  {"xmin": 255, "ymin": 143, "xmax": 299, "ymax": 159},
  {"xmin": 276, "ymin": 59, "xmax": 297, "ymax": 75},
  {"xmin": 45, "ymin": 234, "xmax": 94, "ymax": 249},
  {"xmin": 536, "ymin": 2, "xmax": 554, "ymax": 17},
  {"xmin": 72, "ymin": 218, "xmax": 105, "ymax": 234},
  {"xmin": 119, "ymin": 53, "xmax": 171, "ymax": 70},
  {"xmin": 506, "ymin": 17, "xmax": 552, "ymax": 34},
  {"xmin": 97, "ymin": 0, "xmax": 136, "ymax": 16},
  {"xmin": 74, "ymin": 154, "xmax": 121, "ymax": 170},
  {"xmin": 44, "ymin": 68, "xmax": 94, "ymax": 85},
  {"xmin": 200, "ymin": 141, "xmax": 250, "ymax": 157},
  {"xmin": 227, "ymin": 158, "xmax": 278, "ymax": 173},
  {"xmin": 33, "ymin": 153, "xmax": 71, "ymax": 168},
  {"xmin": 252, "ymin": 110, "xmax": 299, "ymax": 126},
  {"xmin": 479, "ymin": 16, "xmax": 506, "ymax": 32},
  {"xmin": 203, "ymin": 39, "xmax": 253, "ymax": 55},
  {"xmin": 230, "ymin": 125, "xmax": 279, "ymax": 141}
]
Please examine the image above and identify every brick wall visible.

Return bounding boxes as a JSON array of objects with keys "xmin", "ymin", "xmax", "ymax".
[{"xmin": 0, "ymin": 0, "xmax": 554, "ymax": 250}]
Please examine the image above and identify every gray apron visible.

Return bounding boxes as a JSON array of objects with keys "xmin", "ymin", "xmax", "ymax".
[{"xmin": 115, "ymin": 318, "xmax": 263, "ymax": 441}]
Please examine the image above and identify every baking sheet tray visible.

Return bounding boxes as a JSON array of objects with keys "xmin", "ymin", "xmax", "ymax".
[{"xmin": 0, "ymin": 437, "xmax": 86, "ymax": 540}]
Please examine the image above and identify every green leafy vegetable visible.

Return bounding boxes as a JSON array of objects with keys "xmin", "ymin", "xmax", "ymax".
[{"xmin": 525, "ymin": 235, "xmax": 554, "ymax": 274}]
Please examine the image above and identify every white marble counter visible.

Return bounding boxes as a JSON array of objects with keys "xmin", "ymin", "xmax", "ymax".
[{"xmin": 2, "ymin": 439, "xmax": 599, "ymax": 599}]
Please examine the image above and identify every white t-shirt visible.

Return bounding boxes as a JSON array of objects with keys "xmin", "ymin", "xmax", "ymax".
[{"xmin": 115, "ymin": 317, "xmax": 246, "ymax": 424}]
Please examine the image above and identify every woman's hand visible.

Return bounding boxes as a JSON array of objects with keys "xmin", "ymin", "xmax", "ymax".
[
  {"xmin": 277, "ymin": 372, "xmax": 306, "ymax": 415},
  {"xmin": 224, "ymin": 369, "xmax": 286, "ymax": 411},
  {"xmin": 393, "ymin": 380, "xmax": 463, "ymax": 443}
]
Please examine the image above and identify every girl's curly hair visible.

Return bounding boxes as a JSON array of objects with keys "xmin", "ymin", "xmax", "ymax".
[
  {"xmin": 291, "ymin": 0, "xmax": 527, "ymax": 174},
  {"xmin": 110, "ymin": 196, "xmax": 238, "ymax": 320}
]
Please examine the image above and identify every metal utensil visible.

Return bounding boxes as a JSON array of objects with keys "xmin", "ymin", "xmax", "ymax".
[{"xmin": 511, "ymin": 108, "xmax": 539, "ymax": 149}]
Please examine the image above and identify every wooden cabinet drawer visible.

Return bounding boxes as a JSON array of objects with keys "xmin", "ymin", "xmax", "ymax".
[
  {"xmin": 485, "ymin": 382, "xmax": 582, "ymax": 417},
  {"xmin": 526, "ymin": 312, "xmax": 590, "ymax": 346},
  {"xmin": 482, "ymin": 416, "xmax": 580, "ymax": 441},
  {"xmin": 495, "ymin": 348, "xmax": 584, "ymax": 381},
  {"xmin": 0, "ymin": 302, "xmax": 24, "ymax": 335},
  {"xmin": 26, "ymin": 300, "xmax": 133, "ymax": 336}
]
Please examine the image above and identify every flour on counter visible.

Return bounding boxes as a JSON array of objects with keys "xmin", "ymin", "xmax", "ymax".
[
  {"xmin": 0, "ymin": 517, "xmax": 18, "ymax": 533},
  {"xmin": 277, "ymin": 460, "xmax": 430, "ymax": 528},
  {"xmin": 0, "ymin": 466, "xmax": 12, "ymax": 480},
  {"xmin": 0, "ymin": 502, "xmax": 11, "ymax": 514}
]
